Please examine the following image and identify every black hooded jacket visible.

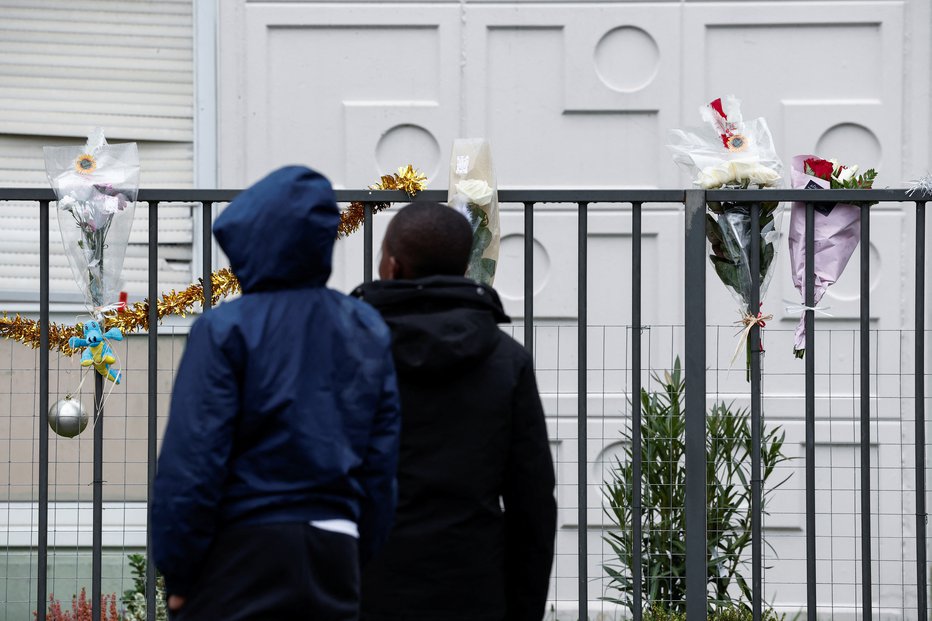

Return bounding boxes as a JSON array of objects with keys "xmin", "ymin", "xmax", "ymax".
[{"xmin": 353, "ymin": 276, "xmax": 557, "ymax": 621}]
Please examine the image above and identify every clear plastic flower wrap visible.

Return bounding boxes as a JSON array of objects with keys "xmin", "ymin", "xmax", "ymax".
[
  {"xmin": 669, "ymin": 96, "xmax": 784, "ymax": 378},
  {"xmin": 447, "ymin": 138, "xmax": 499, "ymax": 285},
  {"xmin": 44, "ymin": 129, "xmax": 139, "ymax": 311},
  {"xmin": 669, "ymin": 96, "xmax": 783, "ymax": 192}
]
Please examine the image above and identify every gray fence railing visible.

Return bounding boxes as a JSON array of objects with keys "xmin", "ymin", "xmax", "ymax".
[{"xmin": 0, "ymin": 187, "xmax": 927, "ymax": 621}]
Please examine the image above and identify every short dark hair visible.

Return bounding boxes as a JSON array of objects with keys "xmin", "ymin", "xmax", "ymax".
[{"xmin": 384, "ymin": 202, "xmax": 473, "ymax": 278}]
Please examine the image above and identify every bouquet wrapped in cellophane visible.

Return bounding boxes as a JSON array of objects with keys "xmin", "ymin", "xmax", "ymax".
[
  {"xmin": 669, "ymin": 96, "xmax": 784, "ymax": 379},
  {"xmin": 44, "ymin": 128, "xmax": 138, "ymax": 312},
  {"xmin": 447, "ymin": 139, "xmax": 499, "ymax": 285},
  {"xmin": 788, "ymin": 154, "xmax": 877, "ymax": 358}
]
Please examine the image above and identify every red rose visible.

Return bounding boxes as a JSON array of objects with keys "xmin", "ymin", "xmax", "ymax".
[{"xmin": 804, "ymin": 157, "xmax": 834, "ymax": 180}]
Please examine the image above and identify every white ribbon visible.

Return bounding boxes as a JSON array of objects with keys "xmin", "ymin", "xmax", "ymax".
[
  {"xmin": 89, "ymin": 301, "xmax": 126, "ymax": 321},
  {"xmin": 783, "ymin": 301, "xmax": 833, "ymax": 317}
]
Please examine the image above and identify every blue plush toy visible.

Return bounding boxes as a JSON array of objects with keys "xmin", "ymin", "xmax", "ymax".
[{"xmin": 69, "ymin": 320, "xmax": 123, "ymax": 384}]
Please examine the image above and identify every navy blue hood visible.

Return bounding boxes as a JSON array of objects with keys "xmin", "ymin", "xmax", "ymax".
[{"xmin": 213, "ymin": 166, "xmax": 339, "ymax": 292}]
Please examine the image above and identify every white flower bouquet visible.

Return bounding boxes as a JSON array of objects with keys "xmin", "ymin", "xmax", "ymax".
[
  {"xmin": 669, "ymin": 96, "xmax": 784, "ymax": 378},
  {"xmin": 447, "ymin": 139, "xmax": 499, "ymax": 285},
  {"xmin": 44, "ymin": 129, "xmax": 139, "ymax": 310}
]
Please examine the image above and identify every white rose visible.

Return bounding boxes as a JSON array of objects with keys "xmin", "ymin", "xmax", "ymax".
[
  {"xmin": 731, "ymin": 161, "xmax": 780, "ymax": 187},
  {"xmin": 697, "ymin": 164, "xmax": 735, "ymax": 189},
  {"xmin": 455, "ymin": 179, "xmax": 494, "ymax": 206}
]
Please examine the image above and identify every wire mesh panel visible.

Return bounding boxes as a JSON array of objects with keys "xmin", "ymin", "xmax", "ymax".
[
  {"xmin": 500, "ymin": 323, "xmax": 688, "ymax": 619},
  {"xmin": 0, "ymin": 332, "xmax": 182, "ymax": 621},
  {"xmin": 503, "ymin": 323, "xmax": 930, "ymax": 620},
  {"xmin": 1, "ymin": 342, "xmax": 39, "ymax": 620}
]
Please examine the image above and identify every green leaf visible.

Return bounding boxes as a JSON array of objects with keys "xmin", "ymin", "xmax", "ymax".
[{"xmin": 711, "ymin": 256, "xmax": 741, "ymax": 291}]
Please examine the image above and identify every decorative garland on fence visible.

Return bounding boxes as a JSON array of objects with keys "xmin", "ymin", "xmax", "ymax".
[
  {"xmin": 1, "ymin": 165, "xmax": 426, "ymax": 355},
  {"xmin": 338, "ymin": 165, "xmax": 427, "ymax": 237},
  {"xmin": 1, "ymin": 269, "xmax": 241, "ymax": 355}
]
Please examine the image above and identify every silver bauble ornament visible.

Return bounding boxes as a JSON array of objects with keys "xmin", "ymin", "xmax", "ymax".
[{"xmin": 49, "ymin": 398, "xmax": 88, "ymax": 438}]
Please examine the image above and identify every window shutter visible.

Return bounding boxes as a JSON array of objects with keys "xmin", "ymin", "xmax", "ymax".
[{"xmin": 0, "ymin": 0, "xmax": 194, "ymax": 304}]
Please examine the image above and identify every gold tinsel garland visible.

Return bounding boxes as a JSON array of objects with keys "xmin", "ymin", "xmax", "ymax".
[
  {"xmin": 337, "ymin": 165, "xmax": 427, "ymax": 237},
  {"xmin": 1, "ymin": 165, "xmax": 426, "ymax": 354},
  {"xmin": 1, "ymin": 268, "xmax": 241, "ymax": 355}
]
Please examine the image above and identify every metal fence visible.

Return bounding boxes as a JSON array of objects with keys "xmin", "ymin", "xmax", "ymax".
[{"xmin": 0, "ymin": 187, "xmax": 927, "ymax": 621}]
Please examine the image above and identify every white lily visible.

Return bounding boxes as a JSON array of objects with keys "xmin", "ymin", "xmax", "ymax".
[{"xmin": 836, "ymin": 165, "xmax": 858, "ymax": 183}]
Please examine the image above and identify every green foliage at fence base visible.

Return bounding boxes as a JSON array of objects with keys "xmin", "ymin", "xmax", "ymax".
[
  {"xmin": 639, "ymin": 603, "xmax": 786, "ymax": 621},
  {"xmin": 602, "ymin": 358, "xmax": 791, "ymax": 615},
  {"xmin": 122, "ymin": 553, "xmax": 168, "ymax": 621}
]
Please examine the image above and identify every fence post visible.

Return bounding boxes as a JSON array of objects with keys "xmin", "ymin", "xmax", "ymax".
[
  {"xmin": 805, "ymin": 203, "xmax": 817, "ymax": 620},
  {"xmin": 524, "ymin": 202, "xmax": 534, "ymax": 356},
  {"xmin": 37, "ymin": 200, "xmax": 50, "ymax": 621},
  {"xmin": 578, "ymin": 201, "xmax": 589, "ymax": 620},
  {"xmin": 916, "ymin": 201, "xmax": 928, "ymax": 620},
  {"xmin": 684, "ymin": 189, "xmax": 707, "ymax": 620},
  {"xmin": 859, "ymin": 203, "xmax": 873, "ymax": 616},
  {"xmin": 632, "ymin": 202, "xmax": 643, "ymax": 621},
  {"xmin": 146, "ymin": 202, "xmax": 159, "ymax": 621},
  {"xmin": 364, "ymin": 203, "xmax": 373, "ymax": 283},
  {"xmin": 202, "ymin": 203, "xmax": 213, "ymax": 310},
  {"xmin": 749, "ymin": 204, "xmax": 762, "ymax": 621}
]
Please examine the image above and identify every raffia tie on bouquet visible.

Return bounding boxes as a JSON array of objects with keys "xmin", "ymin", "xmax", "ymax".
[{"xmin": 732, "ymin": 310, "xmax": 773, "ymax": 364}]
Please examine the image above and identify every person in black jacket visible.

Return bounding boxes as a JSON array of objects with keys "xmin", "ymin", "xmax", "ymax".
[
  {"xmin": 152, "ymin": 166, "xmax": 401, "ymax": 620},
  {"xmin": 353, "ymin": 202, "xmax": 557, "ymax": 621}
]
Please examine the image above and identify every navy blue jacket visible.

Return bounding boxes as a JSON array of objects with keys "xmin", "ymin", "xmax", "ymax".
[{"xmin": 152, "ymin": 166, "xmax": 401, "ymax": 597}]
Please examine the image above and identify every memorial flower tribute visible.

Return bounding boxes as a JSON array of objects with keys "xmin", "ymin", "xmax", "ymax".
[
  {"xmin": 669, "ymin": 96, "xmax": 784, "ymax": 378},
  {"xmin": 787, "ymin": 155, "xmax": 878, "ymax": 358}
]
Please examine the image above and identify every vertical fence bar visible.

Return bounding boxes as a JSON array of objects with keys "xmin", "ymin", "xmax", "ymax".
[
  {"xmin": 92, "ymin": 371, "xmax": 103, "ymax": 621},
  {"xmin": 524, "ymin": 202, "xmax": 534, "ymax": 357},
  {"xmin": 577, "ymin": 201, "xmax": 588, "ymax": 620},
  {"xmin": 202, "ymin": 203, "xmax": 213, "ymax": 311},
  {"xmin": 750, "ymin": 204, "xmax": 762, "ymax": 621},
  {"xmin": 805, "ymin": 202, "xmax": 817, "ymax": 621},
  {"xmin": 859, "ymin": 203, "xmax": 872, "ymax": 617},
  {"xmin": 364, "ymin": 203, "xmax": 373, "ymax": 283},
  {"xmin": 146, "ymin": 202, "xmax": 159, "ymax": 621},
  {"xmin": 37, "ymin": 200, "xmax": 50, "ymax": 621},
  {"xmin": 631, "ymin": 202, "xmax": 643, "ymax": 621},
  {"xmin": 916, "ymin": 201, "xmax": 928, "ymax": 620},
  {"xmin": 684, "ymin": 190, "xmax": 707, "ymax": 621}
]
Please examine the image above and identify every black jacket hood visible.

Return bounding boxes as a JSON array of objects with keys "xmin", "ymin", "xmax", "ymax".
[{"xmin": 353, "ymin": 276, "xmax": 511, "ymax": 374}]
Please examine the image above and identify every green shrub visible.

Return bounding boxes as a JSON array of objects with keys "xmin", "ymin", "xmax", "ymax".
[
  {"xmin": 122, "ymin": 553, "xmax": 167, "ymax": 621},
  {"xmin": 640, "ymin": 603, "xmax": 786, "ymax": 620},
  {"xmin": 602, "ymin": 358, "xmax": 790, "ymax": 615}
]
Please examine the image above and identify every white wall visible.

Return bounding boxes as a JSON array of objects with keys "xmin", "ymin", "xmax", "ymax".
[{"xmin": 217, "ymin": 1, "xmax": 932, "ymax": 617}]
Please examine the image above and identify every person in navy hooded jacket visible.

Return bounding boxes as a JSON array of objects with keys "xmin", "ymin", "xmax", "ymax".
[{"xmin": 152, "ymin": 166, "xmax": 401, "ymax": 621}]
